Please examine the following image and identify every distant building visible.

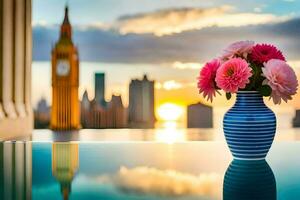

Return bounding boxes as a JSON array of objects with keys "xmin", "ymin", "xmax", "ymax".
[
  {"xmin": 81, "ymin": 90, "xmax": 90, "ymax": 111},
  {"xmin": 80, "ymin": 90, "xmax": 91, "ymax": 128},
  {"xmin": 95, "ymin": 73, "xmax": 106, "ymax": 106},
  {"xmin": 34, "ymin": 97, "xmax": 51, "ymax": 129},
  {"xmin": 293, "ymin": 110, "xmax": 300, "ymax": 127},
  {"xmin": 80, "ymin": 73, "xmax": 128, "ymax": 128},
  {"xmin": 187, "ymin": 102, "xmax": 213, "ymax": 128},
  {"xmin": 128, "ymin": 75, "xmax": 155, "ymax": 128},
  {"xmin": 106, "ymin": 95, "xmax": 128, "ymax": 128},
  {"xmin": 81, "ymin": 93, "xmax": 128, "ymax": 128}
]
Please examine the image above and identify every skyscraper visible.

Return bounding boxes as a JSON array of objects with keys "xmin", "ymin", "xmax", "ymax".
[
  {"xmin": 51, "ymin": 6, "xmax": 80, "ymax": 130},
  {"xmin": 95, "ymin": 73, "xmax": 105, "ymax": 106},
  {"xmin": 129, "ymin": 75, "xmax": 155, "ymax": 128}
]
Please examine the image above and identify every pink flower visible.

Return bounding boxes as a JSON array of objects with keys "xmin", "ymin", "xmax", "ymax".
[
  {"xmin": 197, "ymin": 59, "xmax": 221, "ymax": 102},
  {"xmin": 251, "ymin": 44, "xmax": 286, "ymax": 64},
  {"xmin": 215, "ymin": 58, "xmax": 252, "ymax": 93},
  {"xmin": 220, "ymin": 41, "xmax": 254, "ymax": 61},
  {"xmin": 262, "ymin": 59, "xmax": 298, "ymax": 104}
]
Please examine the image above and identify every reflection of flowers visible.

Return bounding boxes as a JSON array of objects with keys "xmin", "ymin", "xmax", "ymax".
[{"xmin": 113, "ymin": 166, "xmax": 221, "ymax": 197}]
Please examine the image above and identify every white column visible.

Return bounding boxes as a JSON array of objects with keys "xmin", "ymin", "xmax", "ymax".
[
  {"xmin": 25, "ymin": 0, "xmax": 32, "ymax": 115},
  {"xmin": 14, "ymin": 0, "xmax": 27, "ymax": 118},
  {"xmin": 2, "ymin": 0, "xmax": 17, "ymax": 119},
  {"xmin": 0, "ymin": 1, "xmax": 5, "ymax": 120}
]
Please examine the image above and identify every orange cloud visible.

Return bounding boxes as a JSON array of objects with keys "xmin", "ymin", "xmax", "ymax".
[
  {"xmin": 155, "ymin": 80, "xmax": 183, "ymax": 90},
  {"xmin": 172, "ymin": 61, "xmax": 203, "ymax": 70},
  {"xmin": 115, "ymin": 6, "xmax": 290, "ymax": 36}
]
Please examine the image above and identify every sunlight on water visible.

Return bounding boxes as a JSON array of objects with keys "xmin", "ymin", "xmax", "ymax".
[{"xmin": 154, "ymin": 121, "xmax": 187, "ymax": 144}]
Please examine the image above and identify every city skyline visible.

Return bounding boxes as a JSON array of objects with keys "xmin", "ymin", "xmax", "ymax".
[
  {"xmin": 35, "ymin": 71, "xmax": 156, "ymax": 129},
  {"xmin": 32, "ymin": 0, "xmax": 300, "ymax": 125}
]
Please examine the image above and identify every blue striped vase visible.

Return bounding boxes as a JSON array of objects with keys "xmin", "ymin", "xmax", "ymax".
[{"xmin": 223, "ymin": 91, "xmax": 276, "ymax": 160}]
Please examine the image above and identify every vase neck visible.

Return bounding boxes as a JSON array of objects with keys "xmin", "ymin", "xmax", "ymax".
[{"xmin": 235, "ymin": 91, "xmax": 265, "ymax": 107}]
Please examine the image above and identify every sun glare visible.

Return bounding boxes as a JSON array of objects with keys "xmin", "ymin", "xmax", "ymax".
[
  {"xmin": 155, "ymin": 121, "xmax": 187, "ymax": 144},
  {"xmin": 157, "ymin": 103, "xmax": 184, "ymax": 121}
]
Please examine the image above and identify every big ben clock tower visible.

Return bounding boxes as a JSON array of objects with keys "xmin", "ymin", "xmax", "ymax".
[{"xmin": 51, "ymin": 6, "xmax": 80, "ymax": 130}]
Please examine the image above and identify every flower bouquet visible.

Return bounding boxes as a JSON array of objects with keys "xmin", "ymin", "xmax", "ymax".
[
  {"xmin": 198, "ymin": 41, "xmax": 298, "ymax": 104},
  {"xmin": 197, "ymin": 41, "xmax": 298, "ymax": 160}
]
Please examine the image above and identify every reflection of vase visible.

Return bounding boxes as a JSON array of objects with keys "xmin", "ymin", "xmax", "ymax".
[
  {"xmin": 223, "ymin": 91, "xmax": 276, "ymax": 160},
  {"xmin": 223, "ymin": 159, "xmax": 276, "ymax": 200}
]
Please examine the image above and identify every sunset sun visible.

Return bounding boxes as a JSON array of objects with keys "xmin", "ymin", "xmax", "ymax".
[{"xmin": 157, "ymin": 103, "xmax": 184, "ymax": 121}]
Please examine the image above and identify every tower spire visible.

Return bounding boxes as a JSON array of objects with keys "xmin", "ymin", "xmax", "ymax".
[
  {"xmin": 63, "ymin": 5, "xmax": 70, "ymax": 25},
  {"xmin": 60, "ymin": 5, "xmax": 72, "ymax": 40}
]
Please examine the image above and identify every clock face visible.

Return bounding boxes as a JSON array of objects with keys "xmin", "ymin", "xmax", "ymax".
[{"xmin": 56, "ymin": 60, "xmax": 70, "ymax": 76}]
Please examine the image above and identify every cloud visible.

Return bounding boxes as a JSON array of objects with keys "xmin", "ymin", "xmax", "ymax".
[
  {"xmin": 254, "ymin": 7, "xmax": 262, "ymax": 13},
  {"xmin": 34, "ymin": 6, "xmax": 291, "ymax": 37},
  {"xmin": 172, "ymin": 61, "xmax": 202, "ymax": 70},
  {"xmin": 32, "ymin": 20, "xmax": 51, "ymax": 27},
  {"xmin": 155, "ymin": 80, "xmax": 183, "ymax": 90},
  {"xmin": 114, "ymin": 6, "xmax": 290, "ymax": 36},
  {"xmin": 76, "ymin": 22, "xmax": 111, "ymax": 31},
  {"xmin": 98, "ymin": 166, "xmax": 222, "ymax": 197},
  {"xmin": 33, "ymin": 16, "xmax": 300, "ymax": 64}
]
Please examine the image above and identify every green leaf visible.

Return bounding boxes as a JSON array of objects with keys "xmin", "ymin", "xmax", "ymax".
[
  {"xmin": 247, "ymin": 62, "xmax": 264, "ymax": 90},
  {"xmin": 226, "ymin": 92, "xmax": 232, "ymax": 100},
  {"xmin": 259, "ymin": 85, "xmax": 272, "ymax": 96}
]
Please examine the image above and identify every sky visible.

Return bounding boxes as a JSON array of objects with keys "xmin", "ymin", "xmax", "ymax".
[
  {"xmin": 32, "ymin": 0, "xmax": 300, "ymax": 120},
  {"xmin": 33, "ymin": 0, "xmax": 300, "ymax": 63},
  {"xmin": 33, "ymin": 0, "xmax": 300, "ymax": 25}
]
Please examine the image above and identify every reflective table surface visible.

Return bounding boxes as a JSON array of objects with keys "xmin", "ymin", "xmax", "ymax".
[{"xmin": 1, "ymin": 140, "xmax": 299, "ymax": 200}]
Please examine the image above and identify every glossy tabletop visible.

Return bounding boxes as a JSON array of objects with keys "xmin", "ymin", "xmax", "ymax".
[{"xmin": 1, "ymin": 139, "xmax": 299, "ymax": 200}]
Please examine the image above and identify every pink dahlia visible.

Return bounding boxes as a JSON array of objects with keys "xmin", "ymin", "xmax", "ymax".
[
  {"xmin": 197, "ymin": 59, "xmax": 221, "ymax": 102},
  {"xmin": 251, "ymin": 44, "xmax": 285, "ymax": 64},
  {"xmin": 220, "ymin": 40, "xmax": 254, "ymax": 61},
  {"xmin": 215, "ymin": 58, "xmax": 252, "ymax": 93},
  {"xmin": 262, "ymin": 59, "xmax": 298, "ymax": 104}
]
